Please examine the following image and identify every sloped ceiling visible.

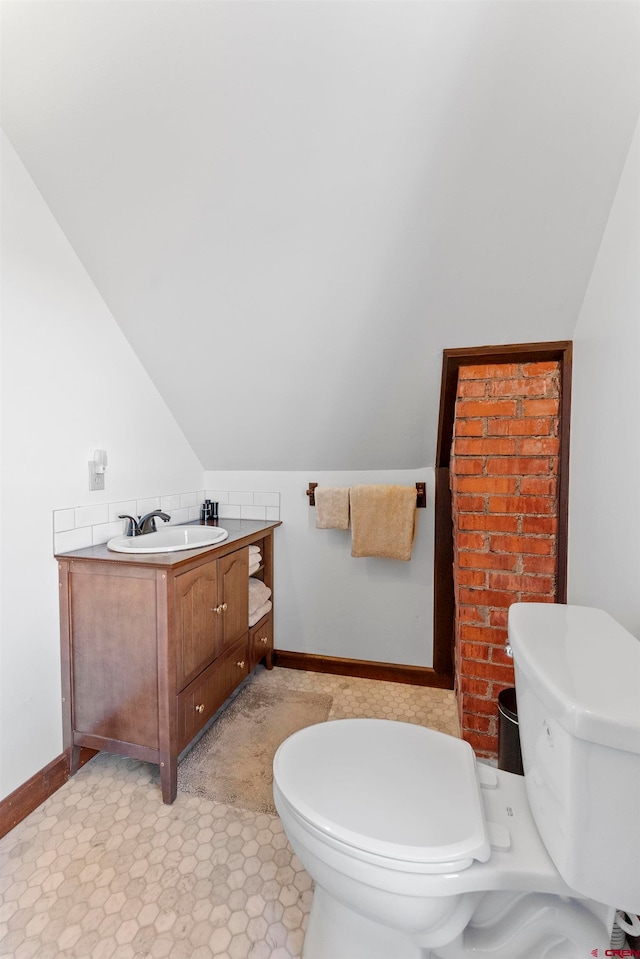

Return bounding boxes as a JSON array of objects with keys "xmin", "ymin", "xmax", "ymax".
[{"xmin": 2, "ymin": 1, "xmax": 639, "ymax": 469}]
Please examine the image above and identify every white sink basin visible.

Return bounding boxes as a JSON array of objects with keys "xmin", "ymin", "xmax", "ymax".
[{"xmin": 107, "ymin": 525, "xmax": 228, "ymax": 554}]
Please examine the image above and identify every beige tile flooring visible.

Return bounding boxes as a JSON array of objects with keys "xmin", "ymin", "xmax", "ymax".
[{"xmin": 0, "ymin": 667, "xmax": 458, "ymax": 959}]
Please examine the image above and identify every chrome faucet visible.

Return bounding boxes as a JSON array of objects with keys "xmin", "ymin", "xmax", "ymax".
[{"xmin": 118, "ymin": 511, "xmax": 171, "ymax": 536}]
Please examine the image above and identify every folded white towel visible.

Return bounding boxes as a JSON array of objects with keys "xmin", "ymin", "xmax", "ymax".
[
  {"xmin": 249, "ymin": 545, "xmax": 261, "ymax": 556},
  {"xmin": 249, "ymin": 599, "xmax": 272, "ymax": 628},
  {"xmin": 248, "ymin": 560, "xmax": 261, "ymax": 576},
  {"xmin": 249, "ymin": 577, "xmax": 271, "ymax": 615}
]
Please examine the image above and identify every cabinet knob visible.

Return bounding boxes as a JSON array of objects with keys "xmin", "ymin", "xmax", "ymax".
[
  {"xmin": 195, "ymin": 703, "xmax": 205, "ymax": 714},
  {"xmin": 221, "ymin": 602, "xmax": 228, "ymax": 611},
  {"xmin": 259, "ymin": 636, "xmax": 268, "ymax": 644},
  {"xmin": 236, "ymin": 660, "xmax": 245, "ymax": 668},
  {"xmin": 212, "ymin": 603, "xmax": 228, "ymax": 614}
]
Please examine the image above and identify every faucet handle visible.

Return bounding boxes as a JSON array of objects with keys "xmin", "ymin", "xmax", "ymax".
[{"xmin": 118, "ymin": 514, "xmax": 139, "ymax": 537}]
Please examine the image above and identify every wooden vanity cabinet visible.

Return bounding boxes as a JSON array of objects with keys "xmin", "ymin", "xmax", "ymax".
[{"xmin": 57, "ymin": 523, "xmax": 278, "ymax": 804}]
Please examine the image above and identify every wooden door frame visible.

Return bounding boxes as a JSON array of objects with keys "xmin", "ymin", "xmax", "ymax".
[{"xmin": 432, "ymin": 341, "xmax": 573, "ymax": 681}]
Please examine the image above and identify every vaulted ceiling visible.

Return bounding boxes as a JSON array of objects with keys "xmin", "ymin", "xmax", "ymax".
[{"xmin": 2, "ymin": 1, "xmax": 639, "ymax": 469}]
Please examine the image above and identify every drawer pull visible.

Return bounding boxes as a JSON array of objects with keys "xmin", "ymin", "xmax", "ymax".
[
  {"xmin": 212, "ymin": 603, "xmax": 228, "ymax": 614},
  {"xmin": 259, "ymin": 636, "xmax": 268, "ymax": 644},
  {"xmin": 195, "ymin": 703, "xmax": 205, "ymax": 714},
  {"xmin": 221, "ymin": 603, "xmax": 228, "ymax": 611},
  {"xmin": 236, "ymin": 660, "xmax": 245, "ymax": 668}
]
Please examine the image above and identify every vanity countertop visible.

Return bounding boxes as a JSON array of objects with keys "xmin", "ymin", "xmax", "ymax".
[{"xmin": 54, "ymin": 518, "xmax": 281, "ymax": 569}]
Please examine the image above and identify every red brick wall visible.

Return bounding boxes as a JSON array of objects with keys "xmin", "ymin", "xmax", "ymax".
[{"xmin": 450, "ymin": 361, "xmax": 560, "ymax": 758}]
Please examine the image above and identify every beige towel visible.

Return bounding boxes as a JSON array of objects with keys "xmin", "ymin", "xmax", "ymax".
[
  {"xmin": 350, "ymin": 485, "xmax": 416, "ymax": 560},
  {"xmin": 315, "ymin": 487, "xmax": 350, "ymax": 529}
]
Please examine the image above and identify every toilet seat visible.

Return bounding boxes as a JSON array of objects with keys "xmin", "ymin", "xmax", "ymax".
[{"xmin": 273, "ymin": 719, "xmax": 491, "ymax": 872}]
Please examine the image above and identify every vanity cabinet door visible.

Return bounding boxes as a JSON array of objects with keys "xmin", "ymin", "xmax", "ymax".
[
  {"xmin": 175, "ymin": 560, "xmax": 219, "ymax": 691},
  {"xmin": 175, "ymin": 549, "xmax": 249, "ymax": 691},
  {"xmin": 218, "ymin": 550, "xmax": 249, "ymax": 654}
]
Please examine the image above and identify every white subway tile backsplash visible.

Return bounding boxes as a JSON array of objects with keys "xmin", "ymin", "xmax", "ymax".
[
  {"xmin": 170, "ymin": 508, "xmax": 190, "ymax": 525},
  {"xmin": 206, "ymin": 490, "xmax": 230, "ymax": 504},
  {"xmin": 55, "ymin": 527, "xmax": 93, "ymax": 554},
  {"xmin": 136, "ymin": 496, "xmax": 161, "ymax": 515},
  {"xmin": 254, "ymin": 491, "xmax": 280, "ymax": 508},
  {"xmin": 92, "ymin": 521, "xmax": 124, "ymax": 545},
  {"xmin": 75, "ymin": 504, "xmax": 109, "ymax": 528},
  {"xmin": 53, "ymin": 486, "xmax": 280, "ymax": 556},
  {"xmin": 229, "ymin": 491, "xmax": 253, "ymax": 506},
  {"xmin": 109, "ymin": 501, "xmax": 137, "ymax": 523},
  {"xmin": 241, "ymin": 505, "xmax": 267, "ymax": 521},
  {"xmin": 54, "ymin": 509, "xmax": 76, "ymax": 533},
  {"xmin": 219, "ymin": 503, "xmax": 241, "ymax": 520}
]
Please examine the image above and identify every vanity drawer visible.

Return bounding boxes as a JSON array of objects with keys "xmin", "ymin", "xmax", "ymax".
[
  {"xmin": 249, "ymin": 612, "xmax": 273, "ymax": 671},
  {"xmin": 177, "ymin": 634, "xmax": 249, "ymax": 751}
]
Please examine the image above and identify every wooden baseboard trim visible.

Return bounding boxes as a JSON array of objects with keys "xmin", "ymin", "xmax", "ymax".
[
  {"xmin": 273, "ymin": 650, "xmax": 453, "ymax": 689},
  {"xmin": 0, "ymin": 753, "xmax": 69, "ymax": 840}
]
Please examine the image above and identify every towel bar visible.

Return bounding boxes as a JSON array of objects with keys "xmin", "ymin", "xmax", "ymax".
[{"xmin": 306, "ymin": 482, "xmax": 426, "ymax": 508}]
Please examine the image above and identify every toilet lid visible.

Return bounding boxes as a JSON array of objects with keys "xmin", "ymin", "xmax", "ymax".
[{"xmin": 273, "ymin": 719, "xmax": 490, "ymax": 867}]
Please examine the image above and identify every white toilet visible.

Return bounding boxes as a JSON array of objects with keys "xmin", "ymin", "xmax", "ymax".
[{"xmin": 273, "ymin": 603, "xmax": 640, "ymax": 958}]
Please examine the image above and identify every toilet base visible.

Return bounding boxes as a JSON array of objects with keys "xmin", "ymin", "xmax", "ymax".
[
  {"xmin": 303, "ymin": 884, "xmax": 426, "ymax": 959},
  {"xmin": 303, "ymin": 885, "xmax": 612, "ymax": 959}
]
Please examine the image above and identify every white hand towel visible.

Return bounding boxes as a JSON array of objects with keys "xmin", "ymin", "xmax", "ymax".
[
  {"xmin": 249, "ymin": 599, "xmax": 272, "ymax": 628},
  {"xmin": 249, "ymin": 577, "xmax": 271, "ymax": 615},
  {"xmin": 248, "ymin": 559, "xmax": 261, "ymax": 576},
  {"xmin": 249, "ymin": 545, "xmax": 261, "ymax": 556}
]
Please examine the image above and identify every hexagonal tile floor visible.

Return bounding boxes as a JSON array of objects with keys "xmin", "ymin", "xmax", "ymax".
[{"xmin": 0, "ymin": 667, "xmax": 458, "ymax": 958}]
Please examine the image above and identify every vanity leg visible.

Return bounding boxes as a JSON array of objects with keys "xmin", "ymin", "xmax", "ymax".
[
  {"xmin": 265, "ymin": 650, "xmax": 274, "ymax": 670},
  {"xmin": 160, "ymin": 760, "xmax": 177, "ymax": 804}
]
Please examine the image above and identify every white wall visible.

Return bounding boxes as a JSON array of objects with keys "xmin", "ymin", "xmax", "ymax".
[
  {"xmin": 0, "ymin": 133, "xmax": 205, "ymax": 800},
  {"xmin": 568, "ymin": 121, "xmax": 640, "ymax": 637},
  {"xmin": 4, "ymin": 2, "xmax": 638, "ymax": 472},
  {"xmin": 205, "ymin": 469, "xmax": 435, "ymax": 669}
]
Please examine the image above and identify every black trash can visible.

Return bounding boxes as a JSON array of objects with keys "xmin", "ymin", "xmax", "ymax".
[{"xmin": 498, "ymin": 687, "xmax": 524, "ymax": 775}]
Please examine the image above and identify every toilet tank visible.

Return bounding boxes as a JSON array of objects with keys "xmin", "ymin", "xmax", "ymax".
[{"xmin": 508, "ymin": 603, "xmax": 640, "ymax": 914}]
